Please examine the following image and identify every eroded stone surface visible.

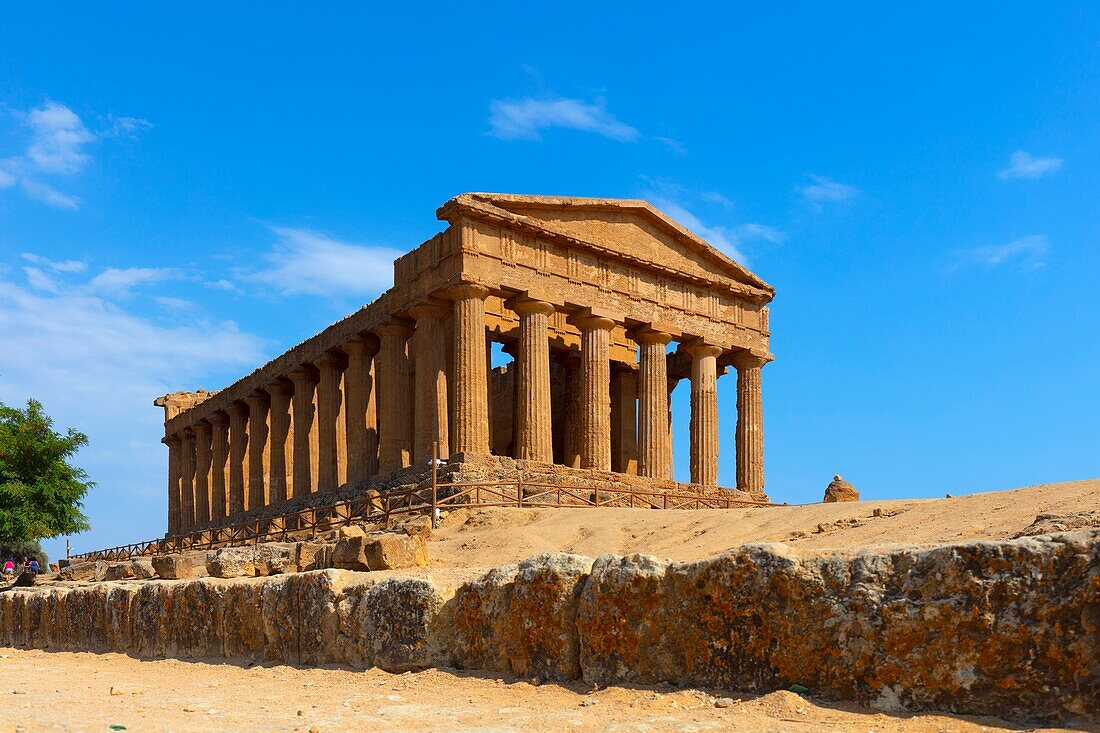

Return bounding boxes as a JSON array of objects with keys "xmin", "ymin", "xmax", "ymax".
[
  {"xmin": 823, "ymin": 474, "xmax": 859, "ymax": 502},
  {"xmin": 206, "ymin": 547, "xmax": 255, "ymax": 578}
]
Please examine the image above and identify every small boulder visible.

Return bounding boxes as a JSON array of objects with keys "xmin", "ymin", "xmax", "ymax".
[
  {"xmin": 296, "ymin": 541, "xmax": 332, "ymax": 571},
  {"xmin": 151, "ymin": 552, "xmax": 206, "ymax": 580},
  {"xmin": 254, "ymin": 543, "xmax": 297, "ymax": 576},
  {"xmin": 206, "ymin": 546, "xmax": 255, "ymax": 578},
  {"xmin": 102, "ymin": 562, "xmax": 136, "ymax": 581},
  {"xmin": 399, "ymin": 515, "xmax": 433, "ymax": 540},
  {"xmin": 338, "ymin": 524, "xmax": 366, "ymax": 539},
  {"xmin": 59, "ymin": 561, "xmax": 95, "ymax": 582},
  {"xmin": 332, "ymin": 535, "xmax": 370, "ymax": 571},
  {"xmin": 131, "ymin": 558, "xmax": 157, "ymax": 579},
  {"xmin": 823, "ymin": 475, "xmax": 859, "ymax": 503},
  {"xmin": 363, "ymin": 533, "xmax": 429, "ymax": 571}
]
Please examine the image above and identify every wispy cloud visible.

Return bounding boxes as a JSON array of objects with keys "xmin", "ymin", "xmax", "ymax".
[
  {"xmin": 649, "ymin": 197, "xmax": 782, "ymax": 265},
  {"xmin": 20, "ymin": 179, "xmax": 80, "ymax": 209},
  {"xmin": 654, "ymin": 136, "xmax": 686, "ymax": 155},
  {"xmin": 89, "ymin": 267, "xmax": 181, "ymax": 297},
  {"xmin": 21, "ymin": 252, "xmax": 87, "ymax": 273},
  {"xmin": 800, "ymin": 175, "xmax": 859, "ymax": 207},
  {"xmin": 947, "ymin": 235, "xmax": 1049, "ymax": 273},
  {"xmin": 248, "ymin": 225, "xmax": 402, "ymax": 298},
  {"xmin": 2, "ymin": 100, "xmax": 151, "ymax": 210},
  {"xmin": 488, "ymin": 96, "xmax": 640, "ymax": 142},
  {"xmin": 700, "ymin": 191, "xmax": 735, "ymax": 210},
  {"xmin": 998, "ymin": 151, "xmax": 1063, "ymax": 180}
]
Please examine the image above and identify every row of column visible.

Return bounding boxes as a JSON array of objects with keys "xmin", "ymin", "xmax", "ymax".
[{"xmin": 164, "ymin": 283, "xmax": 767, "ymax": 535}]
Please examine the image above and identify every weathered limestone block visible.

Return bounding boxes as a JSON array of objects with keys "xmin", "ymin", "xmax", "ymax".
[
  {"xmin": 357, "ymin": 577, "xmax": 444, "ymax": 671},
  {"xmin": 438, "ymin": 553, "xmax": 591, "ymax": 679},
  {"xmin": 295, "ymin": 541, "xmax": 333, "ymax": 571},
  {"xmin": 577, "ymin": 532, "xmax": 1100, "ymax": 722},
  {"xmin": 129, "ymin": 581, "xmax": 175, "ymax": 658},
  {"xmin": 151, "ymin": 552, "xmax": 206, "ymax": 580},
  {"xmin": 207, "ymin": 546, "xmax": 255, "ymax": 578},
  {"xmin": 105, "ymin": 584, "xmax": 139, "ymax": 652},
  {"xmin": 577, "ymin": 553, "xmax": 679, "ymax": 685},
  {"xmin": 295, "ymin": 570, "xmax": 351, "ymax": 665},
  {"xmin": 64, "ymin": 585, "xmax": 111, "ymax": 652},
  {"xmin": 131, "ymin": 558, "xmax": 157, "ymax": 580},
  {"xmin": 332, "ymin": 533, "xmax": 428, "ymax": 571},
  {"xmin": 59, "ymin": 561, "xmax": 95, "ymax": 582},
  {"xmin": 334, "ymin": 577, "xmax": 380, "ymax": 668},
  {"xmin": 254, "ymin": 543, "xmax": 298, "ymax": 576},
  {"xmin": 364, "ymin": 533, "xmax": 429, "ymax": 571},
  {"xmin": 823, "ymin": 474, "xmax": 859, "ymax": 502},
  {"xmin": 101, "ymin": 562, "xmax": 136, "ymax": 582},
  {"xmin": 399, "ymin": 515, "xmax": 433, "ymax": 539},
  {"xmin": 220, "ymin": 580, "xmax": 266, "ymax": 660},
  {"xmin": 167, "ymin": 579, "xmax": 226, "ymax": 658}
]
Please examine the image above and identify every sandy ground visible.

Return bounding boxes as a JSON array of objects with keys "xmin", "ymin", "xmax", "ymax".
[
  {"xmin": 0, "ymin": 648, "xmax": 1088, "ymax": 733},
  {"xmin": 428, "ymin": 478, "xmax": 1100, "ymax": 570}
]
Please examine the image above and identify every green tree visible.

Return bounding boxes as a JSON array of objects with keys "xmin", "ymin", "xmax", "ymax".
[{"xmin": 0, "ymin": 399, "xmax": 92, "ymax": 544}]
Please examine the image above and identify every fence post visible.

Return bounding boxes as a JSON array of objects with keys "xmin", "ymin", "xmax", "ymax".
[{"xmin": 517, "ymin": 472, "xmax": 524, "ymax": 508}]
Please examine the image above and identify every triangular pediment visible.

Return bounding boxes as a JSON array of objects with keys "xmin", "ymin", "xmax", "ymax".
[{"xmin": 438, "ymin": 193, "xmax": 773, "ymax": 298}]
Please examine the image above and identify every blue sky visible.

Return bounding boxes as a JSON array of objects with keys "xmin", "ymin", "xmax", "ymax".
[{"xmin": 1, "ymin": 4, "xmax": 1097, "ymax": 560}]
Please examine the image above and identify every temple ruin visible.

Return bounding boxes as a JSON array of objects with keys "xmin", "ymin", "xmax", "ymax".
[{"xmin": 155, "ymin": 193, "xmax": 775, "ymax": 535}]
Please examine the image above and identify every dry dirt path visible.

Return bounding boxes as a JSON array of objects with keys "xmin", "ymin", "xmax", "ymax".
[
  {"xmin": 428, "ymin": 478, "xmax": 1100, "ymax": 567},
  {"xmin": 0, "ymin": 648, "xmax": 1086, "ymax": 733}
]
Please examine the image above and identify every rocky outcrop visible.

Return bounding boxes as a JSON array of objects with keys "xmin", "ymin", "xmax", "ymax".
[
  {"xmin": 1015, "ymin": 511, "xmax": 1100, "ymax": 538},
  {"xmin": 822, "ymin": 474, "xmax": 859, "ymax": 502},
  {"xmin": 2, "ymin": 531, "xmax": 1096, "ymax": 723}
]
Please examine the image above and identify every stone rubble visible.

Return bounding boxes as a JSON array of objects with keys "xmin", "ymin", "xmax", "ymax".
[{"xmin": 2, "ymin": 529, "xmax": 1096, "ymax": 723}]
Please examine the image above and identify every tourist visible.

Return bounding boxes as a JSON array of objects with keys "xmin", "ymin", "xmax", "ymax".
[
  {"xmin": 28, "ymin": 557, "xmax": 40, "ymax": 575},
  {"xmin": 1, "ymin": 558, "xmax": 13, "ymax": 577}
]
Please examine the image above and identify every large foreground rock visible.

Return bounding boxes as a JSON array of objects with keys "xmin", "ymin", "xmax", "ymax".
[
  {"xmin": 332, "ymin": 533, "xmax": 428, "ymax": 571},
  {"xmin": 2, "ymin": 531, "xmax": 1096, "ymax": 723},
  {"xmin": 151, "ymin": 553, "xmax": 206, "ymax": 580}
]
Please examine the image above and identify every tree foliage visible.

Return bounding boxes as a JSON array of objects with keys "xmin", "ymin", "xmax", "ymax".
[{"xmin": 0, "ymin": 399, "xmax": 92, "ymax": 544}]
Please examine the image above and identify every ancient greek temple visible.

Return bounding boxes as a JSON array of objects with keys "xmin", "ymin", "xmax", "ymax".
[{"xmin": 156, "ymin": 194, "xmax": 775, "ymax": 535}]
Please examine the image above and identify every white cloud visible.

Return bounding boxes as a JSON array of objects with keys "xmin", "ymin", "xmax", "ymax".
[
  {"xmin": 24, "ymin": 101, "xmax": 96, "ymax": 174},
  {"xmin": 2, "ymin": 100, "xmax": 151, "ymax": 210},
  {"xmin": 0, "ymin": 264, "xmax": 266, "ymax": 556},
  {"xmin": 700, "ymin": 191, "xmax": 735, "ymax": 210},
  {"xmin": 89, "ymin": 267, "xmax": 180, "ymax": 297},
  {"xmin": 20, "ymin": 179, "xmax": 80, "ymax": 209},
  {"xmin": 801, "ymin": 175, "xmax": 859, "ymax": 206},
  {"xmin": 998, "ymin": 151, "xmax": 1063, "ymax": 180},
  {"xmin": 948, "ymin": 235, "xmax": 1049, "ymax": 272},
  {"xmin": 655, "ymin": 136, "xmax": 686, "ymax": 155},
  {"xmin": 249, "ymin": 225, "xmax": 402, "ymax": 298},
  {"xmin": 21, "ymin": 253, "xmax": 88, "ymax": 273},
  {"xmin": 22, "ymin": 267, "xmax": 59, "ymax": 293},
  {"xmin": 488, "ymin": 96, "xmax": 640, "ymax": 142},
  {"xmin": 649, "ymin": 197, "xmax": 782, "ymax": 264}
]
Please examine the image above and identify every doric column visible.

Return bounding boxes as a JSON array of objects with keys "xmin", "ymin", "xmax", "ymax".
[
  {"xmin": 554, "ymin": 352, "xmax": 583, "ymax": 468},
  {"xmin": 288, "ymin": 368, "xmax": 318, "ymax": 497},
  {"xmin": 375, "ymin": 322, "xmax": 413, "ymax": 473},
  {"xmin": 209, "ymin": 411, "xmax": 230, "ymax": 521},
  {"xmin": 227, "ymin": 402, "xmax": 249, "ymax": 515},
  {"xmin": 511, "ymin": 297, "xmax": 554, "ymax": 463},
  {"xmin": 734, "ymin": 351, "xmax": 768, "ymax": 496},
  {"xmin": 410, "ymin": 301, "xmax": 449, "ymax": 463},
  {"xmin": 686, "ymin": 341, "xmax": 723, "ymax": 487},
  {"xmin": 343, "ymin": 336, "xmax": 379, "ymax": 483},
  {"xmin": 314, "ymin": 352, "xmax": 345, "ymax": 493},
  {"xmin": 449, "ymin": 284, "xmax": 490, "ymax": 456},
  {"xmin": 244, "ymin": 390, "xmax": 270, "ymax": 510},
  {"xmin": 265, "ymin": 381, "xmax": 293, "ymax": 506},
  {"xmin": 192, "ymin": 421, "xmax": 212, "ymax": 525},
  {"xmin": 163, "ymin": 435, "xmax": 182, "ymax": 535},
  {"xmin": 634, "ymin": 328, "xmax": 673, "ymax": 479},
  {"xmin": 570, "ymin": 313, "xmax": 615, "ymax": 471},
  {"xmin": 610, "ymin": 364, "xmax": 639, "ymax": 474},
  {"xmin": 179, "ymin": 428, "xmax": 195, "ymax": 531}
]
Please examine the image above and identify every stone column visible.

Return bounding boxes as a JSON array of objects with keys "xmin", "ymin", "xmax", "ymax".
[
  {"xmin": 634, "ymin": 328, "xmax": 673, "ymax": 479},
  {"xmin": 209, "ymin": 412, "xmax": 230, "ymax": 521},
  {"xmin": 265, "ymin": 381, "xmax": 293, "ymax": 506},
  {"xmin": 570, "ymin": 313, "xmax": 615, "ymax": 471},
  {"xmin": 450, "ymin": 284, "xmax": 490, "ymax": 457},
  {"xmin": 734, "ymin": 352, "xmax": 767, "ymax": 496},
  {"xmin": 554, "ymin": 353, "xmax": 583, "ymax": 468},
  {"xmin": 510, "ymin": 297, "xmax": 554, "ymax": 463},
  {"xmin": 343, "ymin": 336, "xmax": 379, "ymax": 483},
  {"xmin": 288, "ymin": 368, "xmax": 318, "ymax": 497},
  {"xmin": 314, "ymin": 352, "xmax": 345, "ymax": 493},
  {"xmin": 179, "ymin": 428, "xmax": 195, "ymax": 531},
  {"xmin": 410, "ymin": 301, "xmax": 449, "ymax": 463},
  {"xmin": 375, "ymin": 322, "xmax": 413, "ymax": 473},
  {"xmin": 163, "ymin": 435, "xmax": 182, "ymax": 535},
  {"xmin": 244, "ymin": 390, "xmax": 270, "ymax": 510},
  {"xmin": 610, "ymin": 364, "xmax": 639, "ymax": 475},
  {"xmin": 227, "ymin": 402, "xmax": 249, "ymax": 515},
  {"xmin": 686, "ymin": 341, "xmax": 723, "ymax": 487},
  {"xmin": 192, "ymin": 421, "xmax": 212, "ymax": 526}
]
